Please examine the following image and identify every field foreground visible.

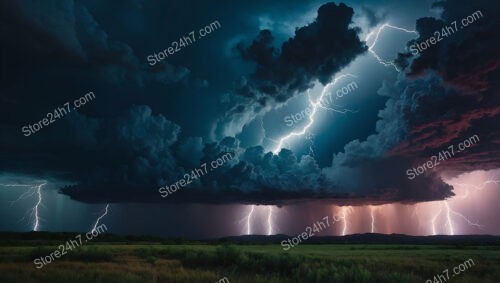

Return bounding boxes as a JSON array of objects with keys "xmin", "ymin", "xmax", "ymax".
[{"xmin": 1, "ymin": 243, "xmax": 499, "ymax": 283}]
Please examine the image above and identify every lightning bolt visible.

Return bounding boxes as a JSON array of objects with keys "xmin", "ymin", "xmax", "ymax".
[
  {"xmin": 341, "ymin": 207, "xmax": 349, "ymax": 236},
  {"xmin": 370, "ymin": 206, "xmax": 376, "ymax": 233},
  {"xmin": 431, "ymin": 200, "xmax": 484, "ymax": 235},
  {"xmin": 365, "ymin": 23, "xmax": 418, "ymax": 72},
  {"xmin": 267, "ymin": 206, "xmax": 274, "ymax": 235},
  {"xmin": 271, "ymin": 23, "xmax": 418, "ymax": 153},
  {"xmin": 32, "ymin": 183, "xmax": 45, "ymax": 231},
  {"xmin": 239, "ymin": 205, "xmax": 276, "ymax": 235},
  {"xmin": 273, "ymin": 74, "xmax": 357, "ymax": 153},
  {"xmin": 432, "ymin": 174, "xmax": 500, "ymax": 234},
  {"xmin": 443, "ymin": 201, "xmax": 454, "ymax": 235},
  {"xmin": 91, "ymin": 204, "xmax": 109, "ymax": 233},
  {"xmin": 244, "ymin": 205, "xmax": 255, "ymax": 235},
  {"xmin": 447, "ymin": 175, "xmax": 500, "ymax": 199},
  {"xmin": 1, "ymin": 182, "xmax": 46, "ymax": 231},
  {"xmin": 449, "ymin": 209, "xmax": 483, "ymax": 229}
]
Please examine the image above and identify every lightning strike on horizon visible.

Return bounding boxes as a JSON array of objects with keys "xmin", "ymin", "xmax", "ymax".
[
  {"xmin": 341, "ymin": 207, "xmax": 349, "ymax": 236},
  {"xmin": 32, "ymin": 184, "xmax": 45, "ymax": 231},
  {"xmin": 433, "ymin": 174, "xmax": 500, "ymax": 234},
  {"xmin": 245, "ymin": 205, "xmax": 255, "ymax": 235},
  {"xmin": 370, "ymin": 206, "xmax": 375, "ymax": 233},
  {"xmin": 443, "ymin": 201, "xmax": 454, "ymax": 235},
  {"xmin": 267, "ymin": 206, "xmax": 274, "ymax": 235},
  {"xmin": 430, "ymin": 200, "xmax": 483, "ymax": 235},
  {"xmin": 0, "ymin": 182, "xmax": 46, "ymax": 231},
  {"xmin": 91, "ymin": 204, "xmax": 109, "ymax": 233},
  {"xmin": 365, "ymin": 23, "xmax": 418, "ymax": 72},
  {"xmin": 273, "ymin": 74, "xmax": 357, "ymax": 154}
]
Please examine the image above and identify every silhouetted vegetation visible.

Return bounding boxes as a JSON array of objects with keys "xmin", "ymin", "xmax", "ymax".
[{"xmin": 1, "ymin": 236, "xmax": 499, "ymax": 282}]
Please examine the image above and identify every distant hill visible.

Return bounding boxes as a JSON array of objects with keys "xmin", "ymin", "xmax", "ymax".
[
  {"xmin": 220, "ymin": 233, "xmax": 500, "ymax": 245},
  {"xmin": 1, "ymin": 231, "xmax": 499, "ymax": 245}
]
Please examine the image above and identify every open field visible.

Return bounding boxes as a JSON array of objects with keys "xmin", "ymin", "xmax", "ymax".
[{"xmin": 1, "ymin": 243, "xmax": 499, "ymax": 283}]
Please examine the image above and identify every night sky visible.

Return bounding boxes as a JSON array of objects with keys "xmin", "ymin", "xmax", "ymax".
[{"xmin": 1, "ymin": 0, "xmax": 499, "ymax": 238}]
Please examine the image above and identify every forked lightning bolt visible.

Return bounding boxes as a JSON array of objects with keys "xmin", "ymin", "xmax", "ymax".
[
  {"xmin": 429, "ymin": 176, "xmax": 499, "ymax": 235},
  {"xmin": 1, "ymin": 181, "xmax": 46, "ymax": 231},
  {"xmin": 447, "ymin": 176, "xmax": 500, "ymax": 199},
  {"xmin": 241, "ymin": 205, "xmax": 275, "ymax": 235},
  {"xmin": 271, "ymin": 24, "xmax": 417, "ymax": 153},
  {"xmin": 91, "ymin": 204, "xmax": 109, "ymax": 233},
  {"xmin": 436, "ymin": 176, "xmax": 500, "ymax": 234},
  {"xmin": 273, "ymin": 74, "xmax": 357, "ymax": 153},
  {"xmin": 365, "ymin": 23, "xmax": 418, "ymax": 72}
]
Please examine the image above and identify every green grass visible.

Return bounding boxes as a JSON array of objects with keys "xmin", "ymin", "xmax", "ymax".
[{"xmin": 0, "ymin": 244, "xmax": 498, "ymax": 283}]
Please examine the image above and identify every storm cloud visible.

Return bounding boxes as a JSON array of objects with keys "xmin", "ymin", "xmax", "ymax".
[
  {"xmin": 236, "ymin": 2, "xmax": 367, "ymax": 103},
  {"xmin": 1, "ymin": 0, "xmax": 497, "ymax": 207}
]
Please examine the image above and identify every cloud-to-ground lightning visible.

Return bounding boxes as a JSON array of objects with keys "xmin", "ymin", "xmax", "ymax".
[
  {"xmin": 267, "ymin": 206, "xmax": 274, "ymax": 235},
  {"xmin": 32, "ymin": 183, "xmax": 44, "ymax": 231},
  {"xmin": 370, "ymin": 206, "xmax": 376, "ymax": 233},
  {"xmin": 239, "ymin": 205, "xmax": 276, "ymax": 235},
  {"xmin": 242, "ymin": 205, "xmax": 256, "ymax": 235},
  {"xmin": 273, "ymin": 74, "xmax": 357, "ymax": 153},
  {"xmin": 430, "ymin": 201, "xmax": 483, "ymax": 235},
  {"xmin": 433, "ymin": 200, "xmax": 482, "ymax": 235},
  {"xmin": 429, "ymin": 174, "xmax": 500, "ymax": 234},
  {"xmin": 365, "ymin": 23, "xmax": 418, "ymax": 72},
  {"xmin": 341, "ymin": 207, "xmax": 350, "ymax": 236},
  {"xmin": 443, "ymin": 201, "xmax": 454, "ymax": 235},
  {"xmin": 91, "ymin": 204, "xmax": 109, "ymax": 233},
  {"xmin": 1, "ymin": 181, "xmax": 46, "ymax": 231}
]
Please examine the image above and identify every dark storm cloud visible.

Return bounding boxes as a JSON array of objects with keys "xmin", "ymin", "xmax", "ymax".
[
  {"xmin": 212, "ymin": 1, "xmax": 368, "ymax": 139},
  {"xmin": 389, "ymin": 0, "xmax": 500, "ymax": 173},
  {"xmin": 0, "ymin": 0, "xmax": 190, "ymax": 87},
  {"xmin": 396, "ymin": 0, "xmax": 498, "ymax": 92},
  {"xmin": 64, "ymin": 109, "xmax": 450, "ymax": 204},
  {"xmin": 2, "ymin": 0, "xmax": 497, "ymax": 206},
  {"xmin": 59, "ymin": 103, "xmax": 451, "ymax": 205},
  {"xmin": 236, "ymin": 2, "xmax": 367, "ymax": 103},
  {"xmin": 359, "ymin": 6, "xmax": 386, "ymax": 28},
  {"xmin": 309, "ymin": 0, "xmax": 499, "ymax": 203}
]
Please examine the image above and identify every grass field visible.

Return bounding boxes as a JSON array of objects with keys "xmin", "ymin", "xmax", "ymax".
[{"xmin": 1, "ymin": 243, "xmax": 499, "ymax": 283}]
